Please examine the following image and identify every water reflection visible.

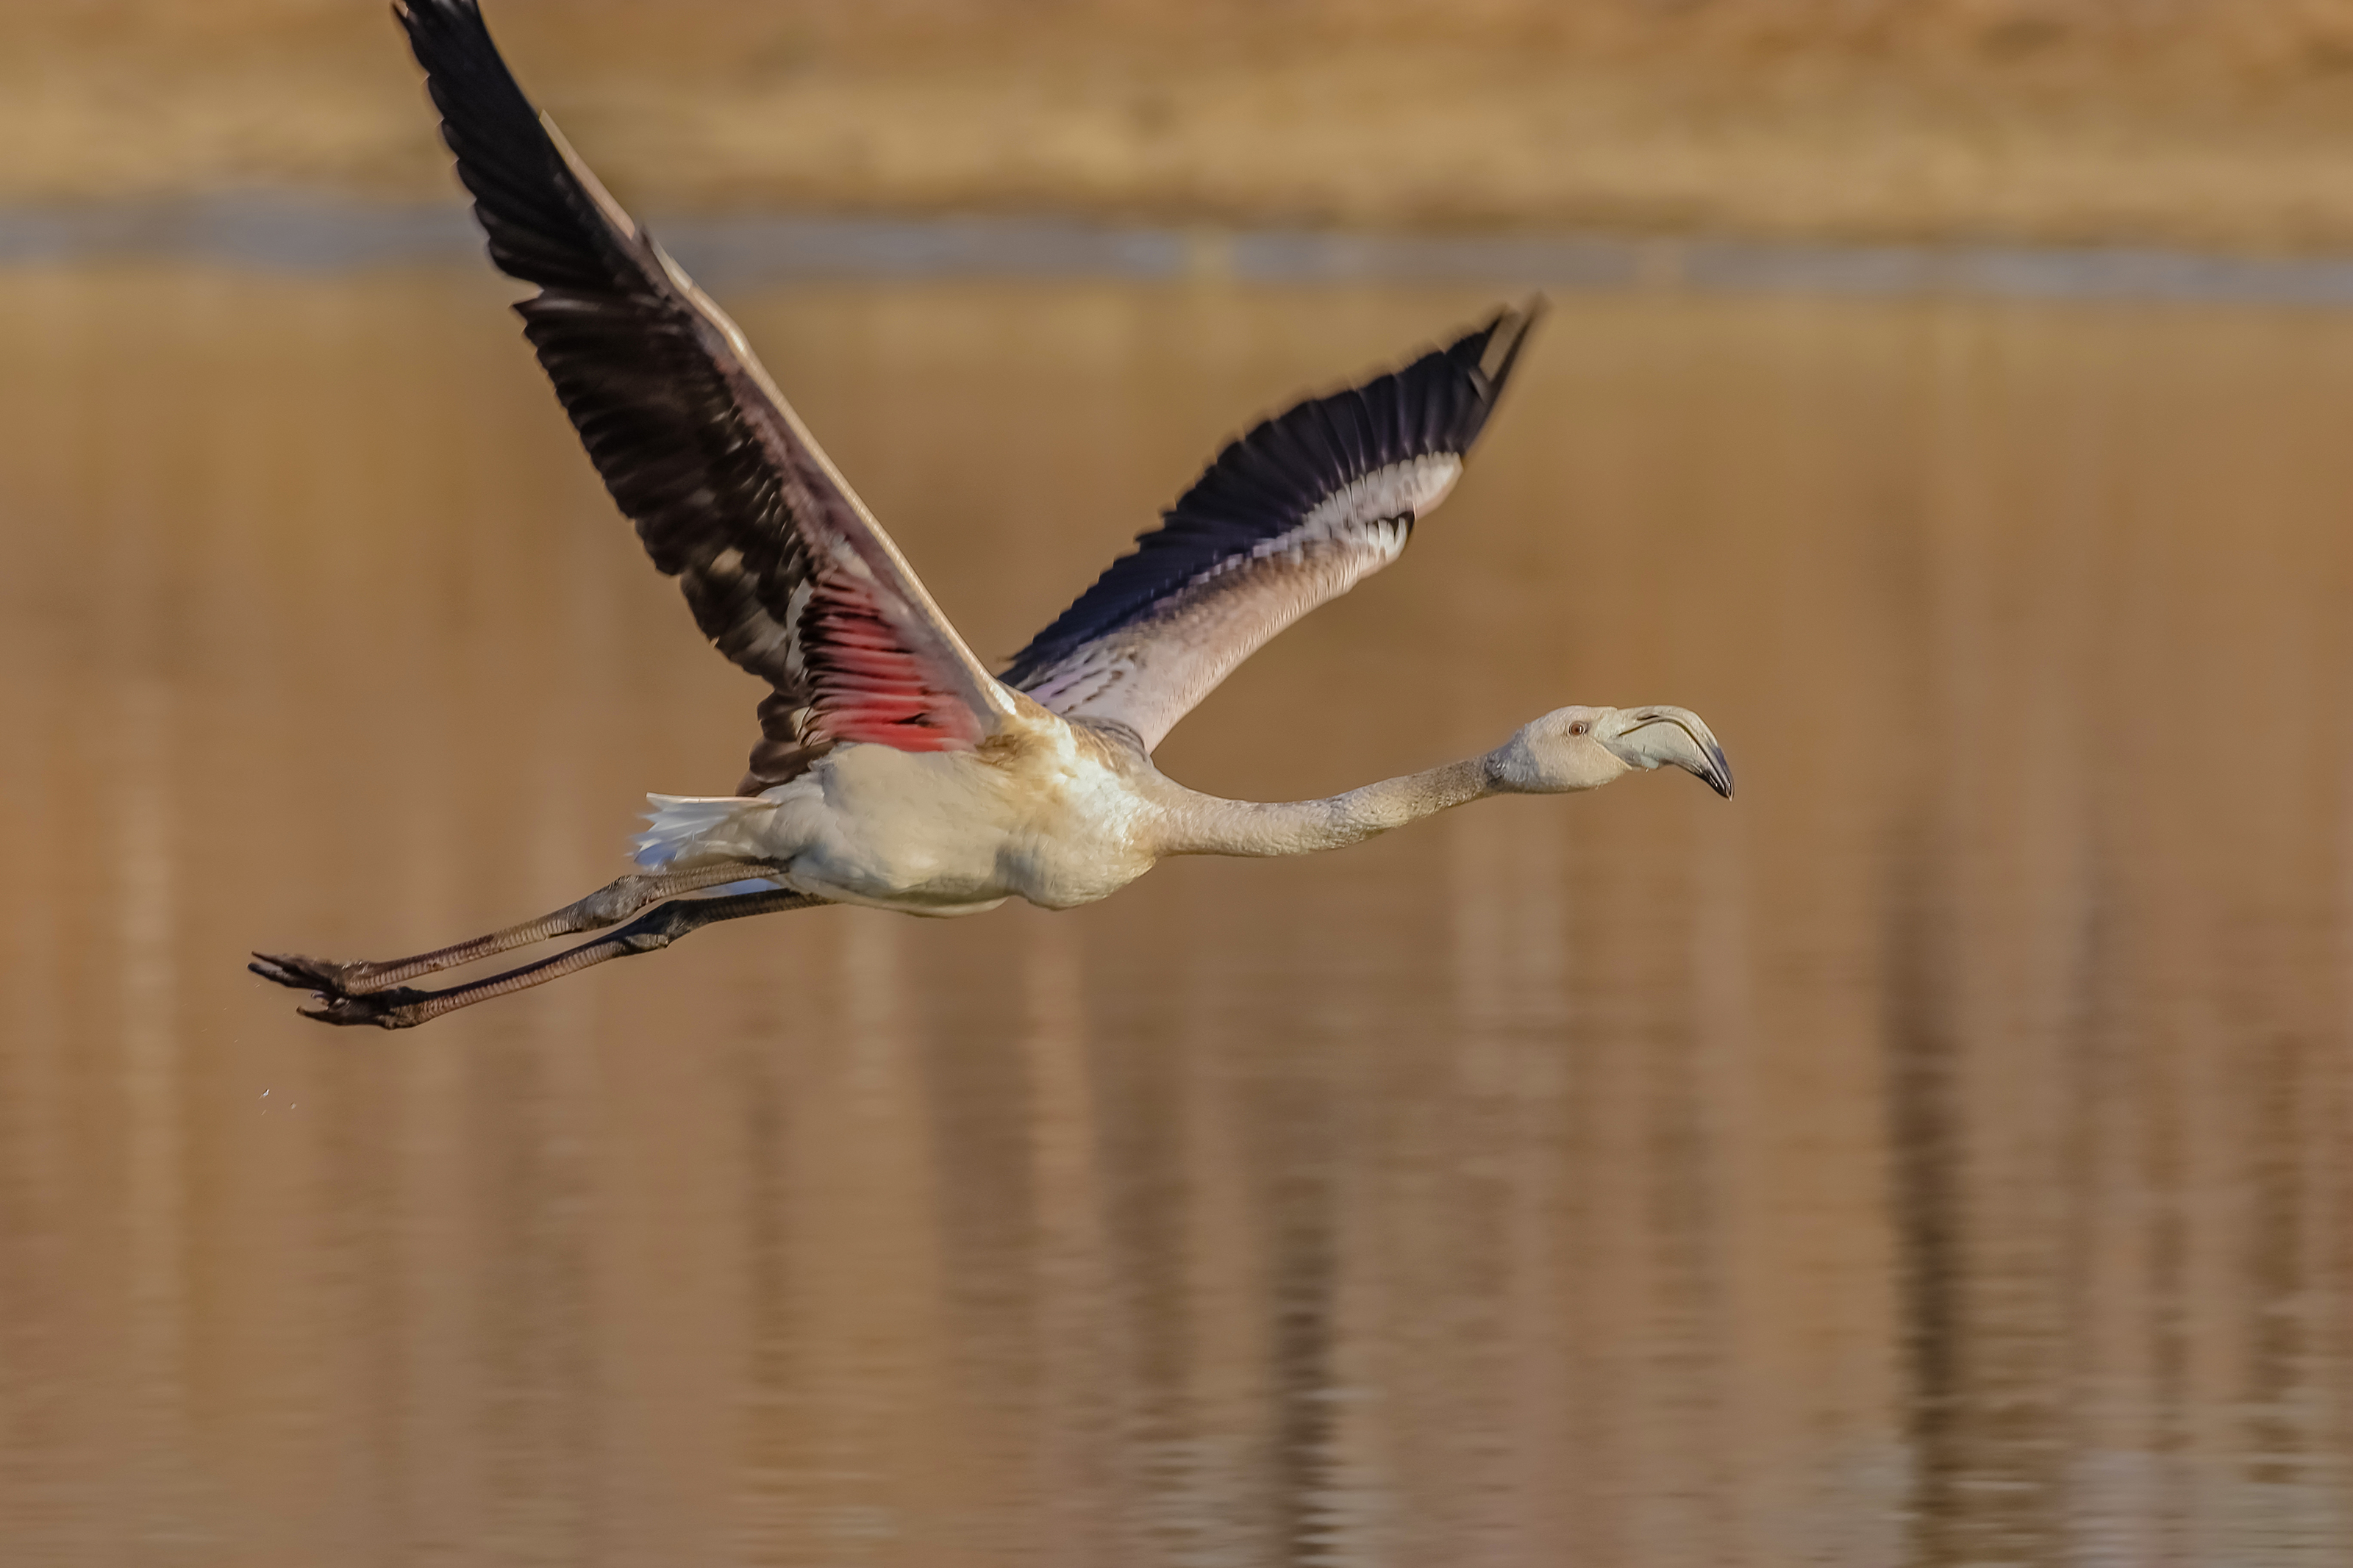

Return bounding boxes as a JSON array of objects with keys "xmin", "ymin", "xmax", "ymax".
[{"xmin": 0, "ymin": 268, "xmax": 2349, "ymax": 1565}]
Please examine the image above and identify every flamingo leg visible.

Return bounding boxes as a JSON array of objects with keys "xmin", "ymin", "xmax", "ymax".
[
  {"xmin": 280, "ymin": 887, "xmax": 824, "ymax": 1030},
  {"xmin": 250, "ymin": 860, "xmax": 787, "ymax": 997}
]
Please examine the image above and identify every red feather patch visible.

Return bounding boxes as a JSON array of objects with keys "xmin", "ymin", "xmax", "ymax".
[{"xmin": 801, "ymin": 575, "xmax": 989, "ymax": 751}]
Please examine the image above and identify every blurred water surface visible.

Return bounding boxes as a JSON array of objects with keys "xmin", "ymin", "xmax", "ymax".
[{"xmin": 1, "ymin": 268, "xmax": 2349, "ymax": 1567}]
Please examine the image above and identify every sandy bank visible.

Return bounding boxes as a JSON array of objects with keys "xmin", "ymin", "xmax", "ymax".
[{"xmin": 12, "ymin": 2, "xmax": 2353, "ymax": 252}]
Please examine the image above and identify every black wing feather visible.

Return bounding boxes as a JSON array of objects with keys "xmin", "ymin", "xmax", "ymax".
[
  {"xmin": 401, "ymin": 0, "xmax": 810, "ymax": 692},
  {"xmin": 399, "ymin": 0, "xmax": 1008, "ymax": 790},
  {"xmin": 1001, "ymin": 306, "xmax": 1538, "ymax": 692}
]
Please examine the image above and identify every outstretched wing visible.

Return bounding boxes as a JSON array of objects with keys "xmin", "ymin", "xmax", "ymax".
[
  {"xmin": 399, "ymin": 0, "xmax": 1013, "ymax": 792},
  {"xmin": 1001, "ymin": 306, "xmax": 1540, "ymax": 753}
]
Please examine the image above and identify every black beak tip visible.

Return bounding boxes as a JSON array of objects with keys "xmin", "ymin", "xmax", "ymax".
[{"xmin": 1707, "ymin": 747, "xmax": 1735, "ymax": 800}]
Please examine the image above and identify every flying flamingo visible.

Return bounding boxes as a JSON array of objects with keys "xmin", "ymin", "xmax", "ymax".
[{"xmin": 251, "ymin": 0, "xmax": 1735, "ymax": 1029}]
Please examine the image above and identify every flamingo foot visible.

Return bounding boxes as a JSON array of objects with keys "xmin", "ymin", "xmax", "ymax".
[
  {"xmin": 249, "ymin": 953, "xmax": 428, "ymax": 1027},
  {"xmin": 249, "ymin": 951, "xmax": 368, "ymax": 994},
  {"xmin": 296, "ymin": 987, "xmax": 432, "ymax": 1030}
]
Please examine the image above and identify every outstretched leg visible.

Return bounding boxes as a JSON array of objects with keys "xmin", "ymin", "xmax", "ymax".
[
  {"xmin": 291, "ymin": 887, "xmax": 824, "ymax": 1030},
  {"xmin": 251, "ymin": 860, "xmax": 785, "ymax": 997}
]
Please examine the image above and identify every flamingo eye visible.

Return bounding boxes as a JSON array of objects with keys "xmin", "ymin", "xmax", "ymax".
[{"xmin": 1568, "ymin": 720, "xmax": 1589, "ymax": 737}]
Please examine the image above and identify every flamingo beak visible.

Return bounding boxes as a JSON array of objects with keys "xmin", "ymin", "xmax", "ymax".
[{"xmin": 1603, "ymin": 706, "xmax": 1735, "ymax": 799}]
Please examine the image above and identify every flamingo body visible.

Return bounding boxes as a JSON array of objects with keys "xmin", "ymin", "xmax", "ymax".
[{"xmin": 643, "ymin": 709, "xmax": 1163, "ymax": 916}]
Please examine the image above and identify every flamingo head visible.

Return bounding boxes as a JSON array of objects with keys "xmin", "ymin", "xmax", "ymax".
[{"xmin": 1488, "ymin": 705, "xmax": 1735, "ymax": 799}]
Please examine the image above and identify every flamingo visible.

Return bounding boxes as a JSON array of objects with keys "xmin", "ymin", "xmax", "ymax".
[{"xmin": 251, "ymin": 0, "xmax": 1735, "ymax": 1029}]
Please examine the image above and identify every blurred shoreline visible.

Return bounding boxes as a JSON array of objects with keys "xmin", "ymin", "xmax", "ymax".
[
  {"xmin": 21, "ymin": 196, "xmax": 2353, "ymax": 310},
  {"xmin": 14, "ymin": 3, "xmax": 2353, "ymax": 254}
]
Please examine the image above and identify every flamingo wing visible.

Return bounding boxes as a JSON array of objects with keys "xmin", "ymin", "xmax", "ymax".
[
  {"xmin": 399, "ymin": 1, "xmax": 1013, "ymax": 792},
  {"xmin": 1001, "ymin": 305, "xmax": 1540, "ymax": 753}
]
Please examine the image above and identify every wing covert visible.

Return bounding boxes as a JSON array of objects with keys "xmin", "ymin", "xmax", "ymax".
[{"xmin": 1001, "ymin": 305, "xmax": 1540, "ymax": 752}]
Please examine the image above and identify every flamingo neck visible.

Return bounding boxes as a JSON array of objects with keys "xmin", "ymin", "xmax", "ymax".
[{"xmin": 1154, "ymin": 755, "xmax": 1496, "ymax": 859}]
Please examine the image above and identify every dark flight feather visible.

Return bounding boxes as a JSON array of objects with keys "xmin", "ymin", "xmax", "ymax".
[
  {"xmin": 397, "ymin": 0, "xmax": 1006, "ymax": 792},
  {"xmin": 1001, "ymin": 305, "xmax": 1540, "ymax": 749},
  {"xmin": 1003, "ymin": 307, "xmax": 1538, "ymax": 692}
]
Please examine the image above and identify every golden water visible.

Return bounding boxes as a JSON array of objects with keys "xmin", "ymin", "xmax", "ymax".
[{"xmin": 1, "ymin": 268, "xmax": 2348, "ymax": 1565}]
